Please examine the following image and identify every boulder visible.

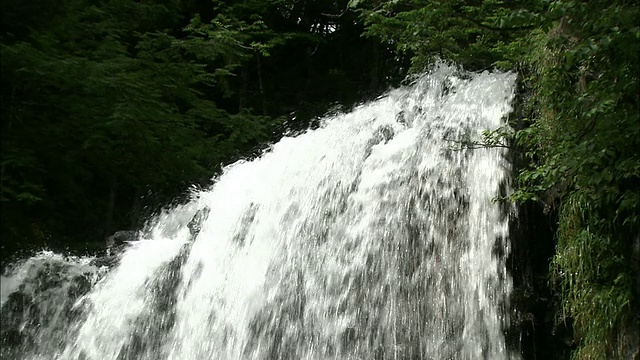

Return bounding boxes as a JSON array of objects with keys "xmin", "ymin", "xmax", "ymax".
[
  {"xmin": 105, "ymin": 230, "xmax": 138, "ymax": 247},
  {"xmin": 188, "ymin": 207, "xmax": 210, "ymax": 238}
]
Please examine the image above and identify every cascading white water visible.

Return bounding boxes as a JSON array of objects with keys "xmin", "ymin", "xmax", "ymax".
[{"xmin": 0, "ymin": 64, "xmax": 518, "ymax": 360}]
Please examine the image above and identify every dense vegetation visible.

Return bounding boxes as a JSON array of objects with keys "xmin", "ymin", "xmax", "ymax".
[
  {"xmin": 1, "ymin": 0, "xmax": 638, "ymax": 358},
  {"xmin": 1, "ymin": 0, "xmax": 401, "ymax": 257}
]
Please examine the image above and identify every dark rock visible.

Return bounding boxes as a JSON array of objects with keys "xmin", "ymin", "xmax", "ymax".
[
  {"xmin": 0, "ymin": 329, "xmax": 23, "ymax": 347},
  {"xmin": 396, "ymin": 110, "xmax": 407, "ymax": 126},
  {"xmin": 116, "ymin": 242, "xmax": 192, "ymax": 360},
  {"xmin": 104, "ymin": 230, "xmax": 139, "ymax": 257},
  {"xmin": 0, "ymin": 291, "xmax": 35, "ymax": 354},
  {"xmin": 341, "ymin": 327, "xmax": 357, "ymax": 352},
  {"xmin": 89, "ymin": 254, "xmax": 121, "ymax": 268},
  {"xmin": 2, "ymin": 291, "xmax": 33, "ymax": 314},
  {"xmin": 232, "ymin": 205, "xmax": 256, "ymax": 245},
  {"xmin": 106, "ymin": 230, "xmax": 138, "ymax": 247},
  {"xmin": 188, "ymin": 207, "xmax": 210, "ymax": 238},
  {"xmin": 364, "ymin": 125, "xmax": 396, "ymax": 159},
  {"xmin": 67, "ymin": 275, "xmax": 92, "ymax": 298}
]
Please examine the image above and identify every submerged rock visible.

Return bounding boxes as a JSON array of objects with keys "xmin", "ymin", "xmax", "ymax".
[
  {"xmin": 105, "ymin": 230, "xmax": 139, "ymax": 248},
  {"xmin": 0, "ymin": 253, "xmax": 104, "ymax": 359},
  {"xmin": 364, "ymin": 124, "xmax": 395, "ymax": 159},
  {"xmin": 104, "ymin": 230, "xmax": 140, "ymax": 258},
  {"xmin": 187, "ymin": 207, "xmax": 210, "ymax": 238}
]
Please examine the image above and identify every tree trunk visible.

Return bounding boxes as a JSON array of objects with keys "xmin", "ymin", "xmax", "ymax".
[
  {"xmin": 129, "ymin": 189, "xmax": 141, "ymax": 229},
  {"xmin": 370, "ymin": 41, "xmax": 381, "ymax": 92},
  {"xmin": 257, "ymin": 54, "xmax": 267, "ymax": 115},
  {"xmin": 106, "ymin": 176, "xmax": 117, "ymax": 235},
  {"xmin": 239, "ymin": 66, "xmax": 249, "ymax": 112}
]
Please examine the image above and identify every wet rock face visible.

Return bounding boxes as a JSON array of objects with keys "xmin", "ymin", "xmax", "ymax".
[
  {"xmin": 504, "ymin": 86, "xmax": 574, "ymax": 360},
  {"xmin": 106, "ymin": 230, "xmax": 139, "ymax": 248},
  {"xmin": 68, "ymin": 275, "xmax": 92, "ymax": 298},
  {"xmin": 618, "ymin": 316, "xmax": 640, "ymax": 360},
  {"xmin": 115, "ymin": 242, "xmax": 192, "ymax": 360},
  {"xmin": 0, "ymin": 256, "xmax": 105, "ymax": 359},
  {"xmin": 104, "ymin": 230, "xmax": 142, "ymax": 258},
  {"xmin": 89, "ymin": 254, "xmax": 122, "ymax": 269},
  {"xmin": 0, "ymin": 291, "xmax": 38, "ymax": 356},
  {"xmin": 507, "ymin": 200, "xmax": 575, "ymax": 360},
  {"xmin": 0, "ymin": 291, "xmax": 35, "ymax": 356},
  {"xmin": 2, "ymin": 291, "xmax": 33, "ymax": 315},
  {"xmin": 364, "ymin": 124, "xmax": 396, "ymax": 159},
  {"xmin": 188, "ymin": 207, "xmax": 210, "ymax": 238}
]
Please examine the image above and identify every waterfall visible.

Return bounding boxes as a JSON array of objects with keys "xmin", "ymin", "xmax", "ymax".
[{"xmin": 0, "ymin": 64, "xmax": 518, "ymax": 360}]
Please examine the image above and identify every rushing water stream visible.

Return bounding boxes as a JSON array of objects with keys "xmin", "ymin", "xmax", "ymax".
[{"xmin": 1, "ymin": 65, "xmax": 518, "ymax": 359}]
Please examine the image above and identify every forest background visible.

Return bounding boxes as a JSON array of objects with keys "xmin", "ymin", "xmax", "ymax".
[{"xmin": 1, "ymin": 0, "xmax": 638, "ymax": 358}]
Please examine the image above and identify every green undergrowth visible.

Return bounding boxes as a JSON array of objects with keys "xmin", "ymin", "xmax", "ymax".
[{"xmin": 512, "ymin": 1, "xmax": 639, "ymax": 358}]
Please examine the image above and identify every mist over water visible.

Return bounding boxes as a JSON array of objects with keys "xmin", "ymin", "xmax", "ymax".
[{"xmin": 1, "ymin": 65, "xmax": 518, "ymax": 359}]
